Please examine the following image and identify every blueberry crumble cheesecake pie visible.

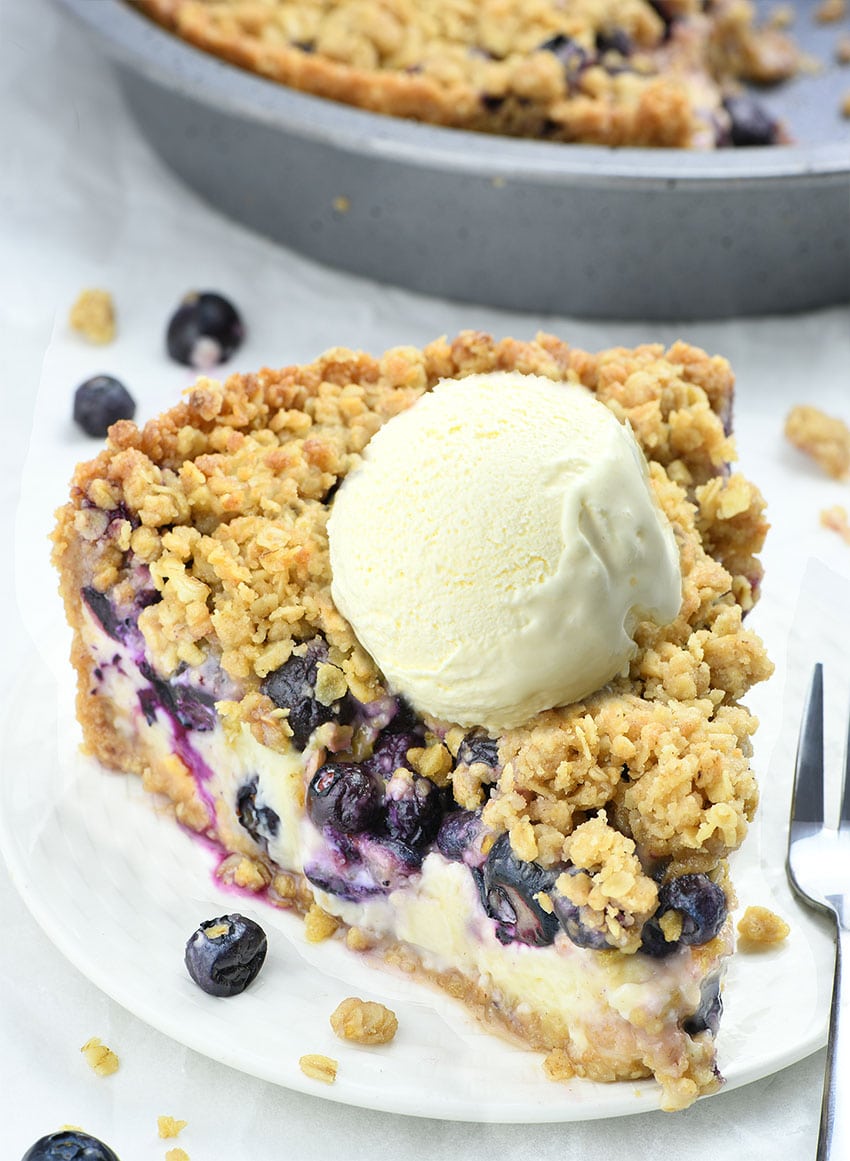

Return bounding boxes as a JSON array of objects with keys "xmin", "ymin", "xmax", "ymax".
[
  {"xmin": 129, "ymin": 0, "xmax": 798, "ymax": 148},
  {"xmin": 53, "ymin": 331, "xmax": 773, "ymax": 1110}
]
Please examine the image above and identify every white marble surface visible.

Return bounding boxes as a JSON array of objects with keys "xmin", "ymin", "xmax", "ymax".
[{"xmin": 2, "ymin": 0, "xmax": 850, "ymax": 1156}]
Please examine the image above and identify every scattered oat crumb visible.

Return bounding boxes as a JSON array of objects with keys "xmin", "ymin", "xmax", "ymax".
[
  {"xmin": 158, "ymin": 1116, "xmax": 188, "ymax": 1139},
  {"xmin": 837, "ymin": 34, "xmax": 850, "ymax": 63},
  {"xmin": 299, "ymin": 1053, "xmax": 338, "ymax": 1083},
  {"xmin": 768, "ymin": 3, "xmax": 795, "ymax": 27},
  {"xmin": 543, "ymin": 1048, "xmax": 575, "ymax": 1081},
  {"xmin": 332, "ymin": 196, "xmax": 350, "ymax": 213},
  {"xmin": 841, "ymin": 91, "xmax": 850, "ymax": 117},
  {"xmin": 304, "ymin": 902, "xmax": 341, "ymax": 943},
  {"xmin": 785, "ymin": 404, "xmax": 850, "ymax": 479},
  {"xmin": 816, "ymin": 0, "xmax": 846, "ymax": 21},
  {"xmin": 165, "ymin": 1149, "xmax": 190, "ymax": 1161},
  {"xmin": 821, "ymin": 505, "xmax": 850, "ymax": 544},
  {"xmin": 737, "ymin": 905, "xmax": 791, "ymax": 946},
  {"xmin": 216, "ymin": 852, "xmax": 272, "ymax": 892},
  {"xmin": 80, "ymin": 1037, "xmax": 120, "ymax": 1077},
  {"xmin": 69, "ymin": 289, "xmax": 116, "ymax": 345},
  {"xmin": 345, "ymin": 926, "xmax": 376, "ymax": 952},
  {"xmin": 330, "ymin": 997, "xmax": 398, "ymax": 1045}
]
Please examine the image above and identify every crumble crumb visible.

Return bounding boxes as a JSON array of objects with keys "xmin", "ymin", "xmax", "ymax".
[
  {"xmin": 737, "ymin": 905, "xmax": 790, "ymax": 946},
  {"xmin": 543, "ymin": 1047, "xmax": 575, "ymax": 1081},
  {"xmin": 842, "ymin": 91, "xmax": 850, "ymax": 117},
  {"xmin": 69, "ymin": 289, "xmax": 116, "ymax": 345},
  {"xmin": 407, "ymin": 742, "xmax": 453, "ymax": 785},
  {"xmin": 330, "ymin": 997, "xmax": 398, "ymax": 1045},
  {"xmin": 304, "ymin": 902, "xmax": 342, "ymax": 942},
  {"xmin": 837, "ymin": 34, "xmax": 850, "ymax": 63},
  {"xmin": 158, "ymin": 1116, "xmax": 188, "ymax": 1139},
  {"xmin": 80, "ymin": 1037, "xmax": 120, "ymax": 1077},
  {"xmin": 345, "ymin": 926, "xmax": 376, "ymax": 951},
  {"xmin": 332, "ymin": 196, "xmax": 350, "ymax": 213},
  {"xmin": 165, "ymin": 1150, "xmax": 190, "ymax": 1161},
  {"xmin": 216, "ymin": 852, "xmax": 272, "ymax": 892},
  {"xmin": 768, "ymin": 3, "xmax": 795, "ymax": 27},
  {"xmin": 299, "ymin": 1053, "xmax": 338, "ymax": 1083},
  {"xmin": 815, "ymin": 0, "xmax": 846, "ymax": 21},
  {"xmin": 785, "ymin": 405, "xmax": 850, "ymax": 479},
  {"xmin": 820, "ymin": 506, "xmax": 850, "ymax": 545}
]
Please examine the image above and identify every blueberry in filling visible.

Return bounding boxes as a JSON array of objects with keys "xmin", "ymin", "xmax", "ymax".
[
  {"xmin": 456, "ymin": 734, "xmax": 498, "ymax": 769},
  {"xmin": 73, "ymin": 375, "xmax": 136, "ymax": 438},
  {"xmin": 722, "ymin": 94, "xmax": 780, "ymax": 147},
  {"xmin": 307, "ymin": 761, "xmax": 383, "ymax": 834},
  {"xmin": 138, "ymin": 661, "xmax": 217, "ymax": 732},
  {"xmin": 21, "ymin": 1130, "xmax": 121, "ymax": 1161},
  {"xmin": 550, "ymin": 868, "xmax": 615, "ymax": 950},
  {"xmin": 236, "ymin": 775, "xmax": 280, "ymax": 846},
  {"xmin": 366, "ymin": 729, "xmax": 421, "ymax": 778},
  {"xmin": 683, "ymin": 973, "xmax": 723, "ymax": 1037},
  {"xmin": 383, "ymin": 772, "xmax": 443, "ymax": 852},
  {"xmin": 261, "ymin": 642, "xmax": 346, "ymax": 749},
  {"xmin": 436, "ymin": 809, "xmax": 484, "ymax": 864},
  {"xmin": 166, "ymin": 290, "xmax": 244, "ymax": 369},
  {"xmin": 595, "ymin": 29, "xmax": 631, "ymax": 55},
  {"xmin": 479, "ymin": 834, "xmax": 560, "ymax": 947},
  {"xmin": 640, "ymin": 873, "xmax": 727, "ymax": 958},
  {"xmin": 184, "ymin": 913, "xmax": 267, "ymax": 997},
  {"xmin": 81, "ymin": 586, "xmax": 125, "ymax": 642}
]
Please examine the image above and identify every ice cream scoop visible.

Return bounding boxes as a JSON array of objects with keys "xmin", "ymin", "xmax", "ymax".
[{"xmin": 327, "ymin": 372, "xmax": 682, "ymax": 730}]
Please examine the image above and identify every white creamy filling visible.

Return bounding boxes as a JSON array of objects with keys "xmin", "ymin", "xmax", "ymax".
[{"xmin": 81, "ymin": 608, "xmax": 706, "ymax": 1036}]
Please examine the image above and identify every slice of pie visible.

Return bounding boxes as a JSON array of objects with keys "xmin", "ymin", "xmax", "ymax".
[{"xmin": 53, "ymin": 331, "xmax": 773, "ymax": 1110}]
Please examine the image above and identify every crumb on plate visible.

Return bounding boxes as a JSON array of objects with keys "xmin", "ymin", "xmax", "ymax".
[
  {"xmin": 821, "ymin": 505, "xmax": 850, "ymax": 544},
  {"xmin": 80, "ymin": 1037, "xmax": 119, "ymax": 1077},
  {"xmin": 330, "ymin": 997, "xmax": 398, "ymax": 1045},
  {"xmin": 69, "ymin": 289, "xmax": 116, "ymax": 345},
  {"xmin": 165, "ymin": 1149, "xmax": 190, "ymax": 1161},
  {"xmin": 299, "ymin": 1053, "xmax": 338, "ymax": 1083},
  {"xmin": 304, "ymin": 902, "xmax": 341, "ymax": 943},
  {"xmin": 815, "ymin": 0, "xmax": 846, "ymax": 21},
  {"xmin": 737, "ymin": 905, "xmax": 790, "ymax": 946},
  {"xmin": 837, "ymin": 34, "xmax": 850, "ymax": 63},
  {"xmin": 785, "ymin": 405, "xmax": 850, "ymax": 478},
  {"xmin": 158, "ymin": 1116, "xmax": 188, "ymax": 1139}
]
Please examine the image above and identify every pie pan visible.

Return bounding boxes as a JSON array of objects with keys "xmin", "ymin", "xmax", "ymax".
[{"xmin": 55, "ymin": 0, "xmax": 850, "ymax": 319}]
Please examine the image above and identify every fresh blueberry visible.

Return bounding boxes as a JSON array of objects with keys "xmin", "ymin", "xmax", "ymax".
[
  {"xmin": 184, "ymin": 913, "xmax": 267, "ymax": 997},
  {"xmin": 551, "ymin": 869, "xmax": 613, "ymax": 950},
  {"xmin": 307, "ymin": 762, "xmax": 383, "ymax": 834},
  {"xmin": 261, "ymin": 645, "xmax": 341, "ymax": 750},
  {"xmin": 723, "ymin": 95, "xmax": 780, "ymax": 147},
  {"xmin": 640, "ymin": 873, "xmax": 727, "ymax": 957},
  {"xmin": 683, "ymin": 974, "xmax": 723, "ymax": 1037},
  {"xmin": 479, "ymin": 834, "xmax": 560, "ymax": 947},
  {"xmin": 456, "ymin": 734, "xmax": 498, "ymax": 769},
  {"xmin": 73, "ymin": 375, "xmax": 136, "ymax": 438},
  {"xmin": 436, "ymin": 809, "xmax": 483, "ymax": 863},
  {"xmin": 166, "ymin": 291, "xmax": 244, "ymax": 369},
  {"xmin": 236, "ymin": 776, "xmax": 280, "ymax": 845},
  {"xmin": 383, "ymin": 774, "xmax": 444, "ymax": 851},
  {"xmin": 21, "ymin": 1130, "xmax": 120, "ymax": 1161}
]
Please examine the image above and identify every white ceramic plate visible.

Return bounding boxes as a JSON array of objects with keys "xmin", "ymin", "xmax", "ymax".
[{"xmin": 0, "ymin": 637, "xmax": 836, "ymax": 1122}]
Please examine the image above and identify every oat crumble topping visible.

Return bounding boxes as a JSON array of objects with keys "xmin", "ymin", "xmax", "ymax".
[
  {"xmin": 737, "ymin": 905, "xmax": 790, "ymax": 945},
  {"xmin": 330, "ymin": 997, "xmax": 399, "ymax": 1045},
  {"xmin": 80, "ymin": 1037, "xmax": 120, "ymax": 1077}
]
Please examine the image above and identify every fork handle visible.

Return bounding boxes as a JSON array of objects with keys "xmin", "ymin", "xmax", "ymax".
[{"xmin": 818, "ymin": 919, "xmax": 850, "ymax": 1160}]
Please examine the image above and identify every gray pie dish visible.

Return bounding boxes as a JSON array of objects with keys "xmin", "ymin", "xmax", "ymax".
[{"xmin": 55, "ymin": 0, "xmax": 850, "ymax": 319}]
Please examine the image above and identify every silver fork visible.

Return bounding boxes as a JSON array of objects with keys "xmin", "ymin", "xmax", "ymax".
[{"xmin": 787, "ymin": 663, "xmax": 850, "ymax": 1160}]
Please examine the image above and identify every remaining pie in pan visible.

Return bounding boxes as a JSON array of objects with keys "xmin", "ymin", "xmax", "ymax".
[{"xmin": 53, "ymin": 331, "xmax": 773, "ymax": 1110}]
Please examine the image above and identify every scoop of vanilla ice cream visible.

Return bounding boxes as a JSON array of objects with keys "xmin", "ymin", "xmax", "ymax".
[{"xmin": 327, "ymin": 372, "xmax": 681, "ymax": 731}]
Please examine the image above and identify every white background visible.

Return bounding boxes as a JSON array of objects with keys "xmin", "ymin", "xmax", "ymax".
[{"xmin": 2, "ymin": 0, "xmax": 850, "ymax": 1156}]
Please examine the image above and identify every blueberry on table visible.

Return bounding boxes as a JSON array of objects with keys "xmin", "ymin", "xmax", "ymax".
[
  {"xmin": 72, "ymin": 375, "xmax": 135, "ymax": 437},
  {"xmin": 166, "ymin": 291, "xmax": 244, "ymax": 369},
  {"xmin": 185, "ymin": 913, "xmax": 267, "ymax": 997},
  {"xmin": 20, "ymin": 1130, "xmax": 120, "ymax": 1161},
  {"xmin": 307, "ymin": 762, "xmax": 383, "ymax": 834}
]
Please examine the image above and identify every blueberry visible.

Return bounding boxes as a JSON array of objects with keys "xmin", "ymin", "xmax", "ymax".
[
  {"xmin": 683, "ymin": 974, "xmax": 723, "ymax": 1037},
  {"xmin": 538, "ymin": 34, "xmax": 590, "ymax": 84},
  {"xmin": 479, "ymin": 834, "xmax": 560, "ymax": 947},
  {"xmin": 383, "ymin": 775, "xmax": 444, "ymax": 851},
  {"xmin": 73, "ymin": 375, "xmax": 136, "ymax": 437},
  {"xmin": 367, "ymin": 731, "xmax": 420, "ymax": 778},
  {"xmin": 261, "ymin": 645, "xmax": 341, "ymax": 750},
  {"xmin": 551, "ymin": 870, "xmax": 613, "ymax": 950},
  {"xmin": 137, "ymin": 662, "xmax": 217, "ymax": 732},
  {"xmin": 166, "ymin": 291, "xmax": 244, "ymax": 369},
  {"xmin": 184, "ymin": 913, "xmax": 267, "ymax": 997},
  {"xmin": 640, "ymin": 874, "xmax": 727, "ymax": 958},
  {"xmin": 436, "ymin": 809, "xmax": 483, "ymax": 863},
  {"xmin": 595, "ymin": 29, "xmax": 631, "ymax": 55},
  {"xmin": 21, "ymin": 1130, "xmax": 120, "ymax": 1161},
  {"xmin": 456, "ymin": 734, "xmax": 498, "ymax": 769},
  {"xmin": 307, "ymin": 762, "xmax": 383, "ymax": 834},
  {"xmin": 722, "ymin": 95, "xmax": 780, "ymax": 147},
  {"xmin": 236, "ymin": 776, "xmax": 280, "ymax": 845},
  {"xmin": 81, "ymin": 587, "xmax": 122, "ymax": 641}
]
